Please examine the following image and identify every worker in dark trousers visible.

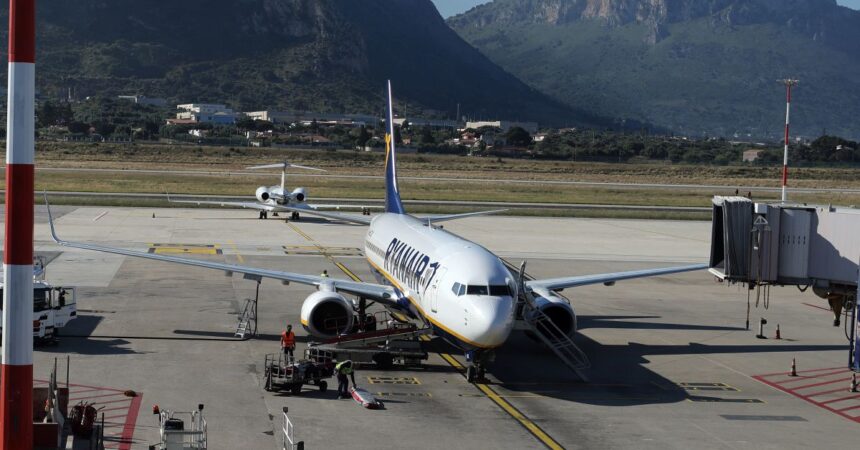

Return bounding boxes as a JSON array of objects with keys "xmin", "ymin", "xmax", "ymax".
[
  {"xmin": 335, "ymin": 360, "xmax": 356, "ymax": 399},
  {"xmin": 281, "ymin": 324, "xmax": 296, "ymax": 362}
]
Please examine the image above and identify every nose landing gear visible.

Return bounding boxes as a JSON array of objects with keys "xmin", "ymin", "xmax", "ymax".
[{"xmin": 465, "ymin": 350, "xmax": 492, "ymax": 383}]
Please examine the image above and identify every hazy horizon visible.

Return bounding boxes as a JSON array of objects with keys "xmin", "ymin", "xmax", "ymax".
[{"xmin": 433, "ymin": 0, "xmax": 860, "ymax": 18}]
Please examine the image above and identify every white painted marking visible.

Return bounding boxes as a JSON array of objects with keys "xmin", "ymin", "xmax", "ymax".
[
  {"xmin": 1, "ymin": 263, "xmax": 34, "ymax": 365},
  {"xmin": 6, "ymin": 62, "xmax": 35, "ymax": 165},
  {"xmin": 93, "ymin": 211, "xmax": 108, "ymax": 222}
]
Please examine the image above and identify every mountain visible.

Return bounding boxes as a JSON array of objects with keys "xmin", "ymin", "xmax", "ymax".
[
  {"xmin": 1, "ymin": 0, "xmax": 593, "ymax": 125},
  {"xmin": 449, "ymin": 0, "xmax": 860, "ymax": 139}
]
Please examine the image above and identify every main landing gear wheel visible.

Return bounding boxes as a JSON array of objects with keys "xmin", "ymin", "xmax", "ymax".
[
  {"xmin": 466, "ymin": 365, "xmax": 478, "ymax": 383},
  {"xmin": 259, "ymin": 211, "xmax": 268, "ymax": 220},
  {"xmin": 291, "ymin": 212, "xmax": 300, "ymax": 221}
]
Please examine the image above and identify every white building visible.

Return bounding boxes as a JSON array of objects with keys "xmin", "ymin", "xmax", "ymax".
[
  {"xmin": 176, "ymin": 103, "xmax": 236, "ymax": 125},
  {"xmin": 246, "ymin": 110, "xmax": 377, "ymax": 127},
  {"xmin": 466, "ymin": 120, "xmax": 538, "ymax": 134}
]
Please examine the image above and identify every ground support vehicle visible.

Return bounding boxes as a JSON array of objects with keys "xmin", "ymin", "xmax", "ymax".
[{"xmin": 263, "ymin": 351, "xmax": 335, "ymax": 395}]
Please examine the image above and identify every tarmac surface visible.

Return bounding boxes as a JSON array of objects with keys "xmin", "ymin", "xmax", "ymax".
[{"xmin": 5, "ymin": 206, "xmax": 858, "ymax": 449}]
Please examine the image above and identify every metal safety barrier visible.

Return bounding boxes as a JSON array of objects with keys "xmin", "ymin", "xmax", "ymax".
[{"xmin": 282, "ymin": 407, "xmax": 304, "ymax": 450}]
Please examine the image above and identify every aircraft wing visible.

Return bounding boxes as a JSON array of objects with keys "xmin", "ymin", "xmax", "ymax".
[
  {"xmin": 526, "ymin": 263, "xmax": 708, "ymax": 292},
  {"xmin": 269, "ymin": 204, "xmax": 372, "ymax": 225},
  {"xmin": 307, "ymin": 204, "xmax": 384, "ymax": 211},
  {"xmin": 46, "ymin": 200, "xmax": 394, "ymax": 303},
  {"xmin": 169, "ymin": 197, "xmax": 275, "ymax": 212},
  {"xmin": 423, "ymin": 209, "xmax": 508, "ymax": 224}
]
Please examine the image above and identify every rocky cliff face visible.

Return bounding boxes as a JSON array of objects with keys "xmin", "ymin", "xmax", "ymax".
[
  {"xmin": 449, "ymin": 0, "xmax": 860, "ymax": 138},
  {"xmin": 451, "ymin": 0, "xmax": 852, "ymax": 45},
  {"xmin": 0, "ymin": 0, "xmax": 593, "ymax": 124}
]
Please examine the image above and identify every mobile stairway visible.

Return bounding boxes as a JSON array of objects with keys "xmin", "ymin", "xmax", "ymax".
[{"xmin": 504, "ymin": 260, "xmax": 592, "ymax": 382}]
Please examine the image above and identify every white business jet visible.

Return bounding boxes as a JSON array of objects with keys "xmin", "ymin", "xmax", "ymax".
[
  {"xmin": 170, "ymin": 161, "xmax": 374, "ymax": 221},
  {"xmin": 47, "ymin": 81, "xmax": 706, "ymax": 381}
]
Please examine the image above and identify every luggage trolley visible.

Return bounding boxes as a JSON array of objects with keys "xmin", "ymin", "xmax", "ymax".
[{"xmin": 263, "ymin": 350, "xmax": 335, "ymax": 395}]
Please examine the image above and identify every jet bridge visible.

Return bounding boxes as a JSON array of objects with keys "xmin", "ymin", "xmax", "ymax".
[{"xmin": 709, "ymin": 196, "xmax": 860, "ymax": 372}]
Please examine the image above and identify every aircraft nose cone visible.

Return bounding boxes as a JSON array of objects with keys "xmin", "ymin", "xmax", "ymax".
[{"xmin": 470, "ymin": 296, "xmax": 515, "ymax": 347}]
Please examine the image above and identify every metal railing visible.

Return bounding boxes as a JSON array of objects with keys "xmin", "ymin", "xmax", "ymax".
[{"xmin": 281, "ymin": 408, "xmax": 303, "ymax": 450}]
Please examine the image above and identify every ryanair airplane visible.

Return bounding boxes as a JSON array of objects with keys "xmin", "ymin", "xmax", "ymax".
[{"xmin": 47, "ymin": 81, "xmax": 706, "ymax": 381}]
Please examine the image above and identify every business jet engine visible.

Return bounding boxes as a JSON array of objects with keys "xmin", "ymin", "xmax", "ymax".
[
  {"xmin": 255, "ymin": 186, "xmax": 271, "ymax": 202},
  {"xmin": 291, "ymin": 187, "xmax": 307, "ymax": 203},
  {"xmin": 300, "ymin": 291, "xmax": 355, "ymax": 338},
  {"xmin": 526, "ymin": 288, "xmax": 577, "ymax": 340}
]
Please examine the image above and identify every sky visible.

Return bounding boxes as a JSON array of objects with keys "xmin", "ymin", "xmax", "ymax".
[{"xmin": 432, "ymin": 0, "xmax": 860, "ymax": 18}]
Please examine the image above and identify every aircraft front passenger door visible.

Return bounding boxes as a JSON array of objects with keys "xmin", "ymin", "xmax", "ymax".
[{"xmin": 429, "ymin": 268, "xmax": 447, "ymax": 314}]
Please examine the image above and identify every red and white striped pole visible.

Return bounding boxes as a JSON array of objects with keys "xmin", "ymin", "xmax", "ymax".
[
  {"xmin": 1, "ymin": 0, "xmax": 35, "ymax": 448},
  {"xmin": 779, "ymin": 79, "xmax": 798, "ymax": 203}
]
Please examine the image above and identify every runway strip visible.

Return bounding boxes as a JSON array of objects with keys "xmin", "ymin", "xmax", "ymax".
[
  {"xmin": 285, "ymin": 221, "xmax": 565, "ymax": 450},
  {"xmin": 37, "ymin": 167, "xmax": 860, "ymax": 194},
  {"xmin": 23, "ymin": 190, "xmax": 712, "ymax": 213}
]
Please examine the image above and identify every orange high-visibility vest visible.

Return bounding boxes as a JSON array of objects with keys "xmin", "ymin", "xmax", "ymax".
[{"xmin": 281, "ymin": 330, "xmax": 295, "ymax": 348}]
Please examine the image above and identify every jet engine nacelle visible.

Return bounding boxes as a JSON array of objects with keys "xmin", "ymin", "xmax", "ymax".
[
  {"xmin": 300, "ymin": 291, "xmax": 355, "ymax": 338},
  {"xmin": 256, "ymin": 186, "xmax": 271, "ymax": 202},
  {"xmin": 291, "ymin": 187, "xmax": 307, "ymax": 203},
  {"xmin": 527, "ymin": 288, "xmax": 577, "ymax": 339}
]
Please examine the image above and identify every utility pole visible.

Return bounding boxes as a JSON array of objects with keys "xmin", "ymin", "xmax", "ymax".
[
  {"xmin": 778, "ymin": 79, "xmax": 799, "ymax": 202},
  {"xmin": 2, "ymin": 0, "xmax": 36, "ymax": 448}
]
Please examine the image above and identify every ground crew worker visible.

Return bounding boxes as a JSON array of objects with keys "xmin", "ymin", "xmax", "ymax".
[
  {"xmin": 281, "ymin": 324, "xmax": 296, "ymax": 361},
  {"xmin": 321, "ymin": 270, "xmax": 329, "ymax": 278},
  {"xmin": 335, "ymin": 360, "xmax": 356, "ymax": 399}
]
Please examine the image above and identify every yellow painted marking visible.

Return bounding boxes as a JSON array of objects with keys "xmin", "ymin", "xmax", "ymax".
[
  {"xmin": 228, "ymin": 241, "xmax": 245, "ymax": 263},
  {"xmin": 367, "ymin": 376, "xmax": 421, "ymax": 385},
  {"xmin": 151, "ymin": 247, "xmax": 219, "ymax": 255}
]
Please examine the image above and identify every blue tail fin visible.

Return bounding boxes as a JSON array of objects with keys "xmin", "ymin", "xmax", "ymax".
[{"xmin": 384, "ymin": 80, "xmax": 406, "ymax": 215}]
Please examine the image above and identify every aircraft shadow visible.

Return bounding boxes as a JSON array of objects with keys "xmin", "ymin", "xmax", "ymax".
[
  {"xmin": 172, "ymin": 329, "xmax": 314, "ymax": 343},
  {"xmin": 578, "ymin": 315, "xmax": 745, "ymax": 332},
  {"xmin": 487, "ymin": 331, "xmax": 844, "ymax": 407}
]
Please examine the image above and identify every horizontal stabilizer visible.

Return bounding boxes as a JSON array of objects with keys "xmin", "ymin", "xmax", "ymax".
[{"xmin": 247, "ymin": 162, "xmax": 325, "ymax": 172}]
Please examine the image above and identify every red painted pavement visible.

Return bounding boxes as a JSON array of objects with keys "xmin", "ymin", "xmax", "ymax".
[
  {"xmin": 754, "ymin": 367, "xmax": 860, "ymax": 423},
  {"xmin": 35, "ymin": 379, "xmax": 142, "ymax": 449}
]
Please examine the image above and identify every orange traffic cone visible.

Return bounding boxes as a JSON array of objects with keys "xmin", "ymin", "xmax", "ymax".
[
  {"xmin": 775, "ymin": 324, "xmax": 782, "ymax": 340},
  {"xmin": 790, "ymin": 358, "xmax": 798, "ymax": 377}
]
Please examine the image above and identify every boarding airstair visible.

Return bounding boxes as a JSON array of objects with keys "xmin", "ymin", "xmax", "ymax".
[
  {"xmin": 508, "ymin": 261, "xmax": 591, "ymax": 381},
  {"xmin": 235, "ymin": 282, "xmax": 260, "ymax": 339}
]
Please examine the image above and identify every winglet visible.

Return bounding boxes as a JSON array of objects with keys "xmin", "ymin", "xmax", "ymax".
[
  {"xmin": 44, "ymin": 192, "xmax": 62, "ymax": 244},
  {"xmin": 384, "ymin": 80, "xmax": 406, "ymax": 215}
]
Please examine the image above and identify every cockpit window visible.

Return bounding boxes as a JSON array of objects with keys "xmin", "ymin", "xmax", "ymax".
[
  {"xmin": 466, "ymin": 285, "xmax": 489, "ymax": 296},
  {"xmin": 452, "ymin": 282, "xmax": 461, "ymax": 295},
  {"xmin": 489, "ymin": 285, "xmax": 512, "ymax": 296}
]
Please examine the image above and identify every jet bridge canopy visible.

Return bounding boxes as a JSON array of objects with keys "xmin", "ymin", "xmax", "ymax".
[{"xmin": 709, "ymin": 196, "xmax": 860, "ymax": 290}]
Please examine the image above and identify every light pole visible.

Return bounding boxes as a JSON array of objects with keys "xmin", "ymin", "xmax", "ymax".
[{"xmin": 778, "ymin": 79, "xmax": 799, "ymax": 202}]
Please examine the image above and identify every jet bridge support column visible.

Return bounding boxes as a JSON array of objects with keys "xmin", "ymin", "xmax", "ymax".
[{"xmin": 853, "ymin": 260, "xmax": 859, "ymax": 373}]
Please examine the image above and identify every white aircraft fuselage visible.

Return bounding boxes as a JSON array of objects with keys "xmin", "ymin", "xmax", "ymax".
[{"xmin": 364, "ymin": 213, "xmax": 516, "ymax": 351}]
